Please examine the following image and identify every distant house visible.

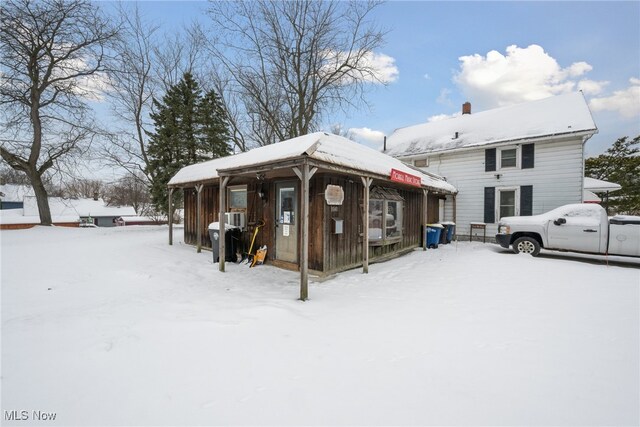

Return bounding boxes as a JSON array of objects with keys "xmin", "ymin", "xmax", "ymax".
[
  {"xmin": 0, "ymin": 184, "xmax": 31, "ymax": 210},
  {"xmin": 115, "ymin": 216, "xmax": 167, "ymax": 226},
  {"xmin": 0, "ymin": 188, "xmax": 136, "ymax": 229},
  {"xmin": 385, "ymin": 92, "xmax": 598, "ymax": 240},
  {"xmin": 70, "ymin": 198, "xmax": 137, "ymax": 227}
]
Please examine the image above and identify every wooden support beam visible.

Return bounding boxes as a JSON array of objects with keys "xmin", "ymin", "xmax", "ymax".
[
  {"xmin": 423, "ymin": 189, "xmax": 429, "ymax": 251},
  {"xmin": 299, "ymin": 162, "xmax": 310, "ymax": 301},
  {"xmin": 196, "ymin": 184, "xmax": 203, "ymax": 253},
  {"xmin": 219, "ymin": 176, "xmax": 230, "ymax": 272},
  {"xmin": 168, "ymin": 187, "xmax": 174, "ymax": 245},
  {"xmin": 453, "ymin": 194, "xmax": 457, "ymax": 241},
  {"xmin": 361, "ymin": 176, "xmax": 373, "ymax": 273}
]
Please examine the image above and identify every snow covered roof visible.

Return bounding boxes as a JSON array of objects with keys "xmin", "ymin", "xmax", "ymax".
[
  {"xmin": 0, "ymin": 184, "xmax": 33, "ymax": 202},
  {"xmin": 169, "ymin": 132, "xmax": 456, "ymax": 193},
  {"xmin": 0, "ymin": 208, "xmax": 79, "ymax": 225},
  {"xmin": 386, "ymin": 92, "xmax": 598, "ymax": 157},
  {"xmin": 583, "ymin": 190, "xmax": 601, "ymax": 203},
  {"xmin": 71, "ymin": 199, "xmax": 137, "ymax": 217},
  {"xmin": 23, "ymin": 196, "xmax": 137, "ymax": 218},
  {"xmin": 583, "ymin": 177, "xmax": 621, "ymax": 193}
]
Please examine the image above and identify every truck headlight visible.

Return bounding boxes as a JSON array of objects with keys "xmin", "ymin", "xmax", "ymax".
[{"xmin": 498, "ymin": 224, "xmax": 510, "ymax": 234}]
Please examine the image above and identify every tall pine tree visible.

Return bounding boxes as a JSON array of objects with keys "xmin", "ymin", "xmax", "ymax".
[
  {"xmin": 147, "ymin": 73, "xmax": 231, "ymax": 215},
  {"xmin": 585, "ymin": 135, "xmax": 640, "ymax": 215}
]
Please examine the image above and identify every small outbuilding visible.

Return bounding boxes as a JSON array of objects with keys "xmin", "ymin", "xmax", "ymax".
[{"xmin": 168, "ymin": 132, "xmax": 457, "ymax": 299}]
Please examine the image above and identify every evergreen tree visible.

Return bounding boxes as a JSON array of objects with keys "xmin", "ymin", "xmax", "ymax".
[
  {"xmin": 197, "ymin": 89, "xmax": 232, "ymax": 159},
  {"xmin": 585, "ymin": 135, "xmax": 640, "ymax": 215},
  {"xmin": 147, "ymin": 73, "xmax": 231, "ymax": 215}
]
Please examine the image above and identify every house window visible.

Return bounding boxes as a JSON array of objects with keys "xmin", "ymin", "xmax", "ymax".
[
  {"xmin": 228, "ymin": 185, "xmax": 247, "ymax": 210},
  {"xmin": 498, "ymin": 188, "xmax": 518, "ymax": 219},
  {"xmin": 499, "ymin": 148, "xmax": 517, "ymax": 169},
  {"xmin": 414, "ymin": 158, "xmax": 428, "ymax": 168},
  {"xmin": 368, "ymin": 187, "xmax": 404, "ymax": 244}
]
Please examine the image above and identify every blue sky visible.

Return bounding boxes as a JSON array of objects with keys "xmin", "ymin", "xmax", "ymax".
[{"xmin": 131, "ymin": 1, "xmax": 640, "ymax": 156}]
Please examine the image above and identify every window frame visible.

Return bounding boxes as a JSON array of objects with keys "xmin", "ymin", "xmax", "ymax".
[
  {"xmin": 496, "ymin": 187, "xmax": 520, "ymax": 220},
  {"xmin": 498, "ymin": 146, "xmax": 519, "ymax": 170},
  {"xmin": 413, "ymin": 157, "xmax": 429, "ymax": 168},
  {"xmin": 227, "ymin": 185, "xmax": 248, "ymax": 211}
]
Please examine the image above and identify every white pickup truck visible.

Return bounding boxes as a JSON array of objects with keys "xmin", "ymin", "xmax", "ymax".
[{"xmin": 496, "ymin": 204, "xmax": 640, "ymax": 257}]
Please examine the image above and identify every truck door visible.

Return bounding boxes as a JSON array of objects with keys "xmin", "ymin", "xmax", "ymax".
[{"xmin": 547, "ymin": 217, "xmax": 602, "ymax": 253}]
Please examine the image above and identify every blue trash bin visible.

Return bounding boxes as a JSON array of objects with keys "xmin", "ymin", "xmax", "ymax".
[
  {"xmin": 441, "ymin": 221, "xmax": 456, "ymax": 243},
  {"xmin": 426, "ymin": 224, "xmax": 444, "ymax": 248}
]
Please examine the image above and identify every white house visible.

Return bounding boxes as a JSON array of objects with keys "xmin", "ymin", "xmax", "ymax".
[
  {"xmin": 1, "ymin": 189, "xmax": 137, "ymax": 229},
  {"xmin": 385, "ymin": 92, "xmax": 598, "ymax": 240}
]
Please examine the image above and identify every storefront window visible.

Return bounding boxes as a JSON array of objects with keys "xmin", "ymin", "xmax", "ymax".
[
  {"xmin": 368, "ymin": 200, "xmax": 384, "ymax": 241},
  {"xmin": 385, "ymin": 200, "xmax": 403, "ymax": 239},
  {"xmin": 369, "ymin": 198, "xmax": 403, "ymax": 243}
]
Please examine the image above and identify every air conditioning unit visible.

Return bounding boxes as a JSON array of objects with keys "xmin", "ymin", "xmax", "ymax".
[{"xmin": 225, "ymin": 212, "xmax": 246, "ymax": 230}]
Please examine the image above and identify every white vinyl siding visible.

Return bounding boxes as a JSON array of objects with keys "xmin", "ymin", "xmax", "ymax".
[{"xmin": 408, "ymin": 137, "xmax": 584, "ymax": 238}]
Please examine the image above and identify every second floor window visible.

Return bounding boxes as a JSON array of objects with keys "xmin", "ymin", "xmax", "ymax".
[{"xmin": 500, "ymin": 148, "xmax": 517, "ymax": 168}]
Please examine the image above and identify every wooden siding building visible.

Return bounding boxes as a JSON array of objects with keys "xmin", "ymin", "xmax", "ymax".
[{"xmin": 169, "ymin": 132, "xmax": 457, "ymax": 300}]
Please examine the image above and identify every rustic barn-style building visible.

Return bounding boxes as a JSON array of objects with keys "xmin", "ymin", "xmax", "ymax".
[{"xmin": 168, "ymin": 132, "xmax": 456, "ymax": 300}]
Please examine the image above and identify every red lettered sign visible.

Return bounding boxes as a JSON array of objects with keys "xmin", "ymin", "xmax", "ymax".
[{"xmin": 390, "ymin": 169, "xmax": 421, "ymax": 187}]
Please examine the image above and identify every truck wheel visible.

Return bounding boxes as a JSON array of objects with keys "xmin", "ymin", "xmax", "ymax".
[{"xmin": 512, "ymin": 237, "xmax": 541, "ymax": 256}]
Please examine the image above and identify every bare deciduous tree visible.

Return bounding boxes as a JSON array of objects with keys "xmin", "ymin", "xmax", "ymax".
[
  {"xmin": 62, "ymin": 178, "xmax": 104, "ymax": 199},
  {"xmin": 206, "ymin": 0, "xmax": 387, "ymax": 148},
  {"xmin": 103, "ymin": 173, "xmax": 151, "ymax": 216},
  {"xmin": 0, "ymin": 0, "xmax": 118, "ymax": 225},
  {"xmin": 103, "ymin": 6, "xmax": 208, "ymax": 184},
  {"xmin": 102, "ymin": 5, "xmax": 157, "ymax": 184}
]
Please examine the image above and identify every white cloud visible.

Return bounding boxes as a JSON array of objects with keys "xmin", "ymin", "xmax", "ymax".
[
  {"xmin": 589, "ymin": 78, "xmax": 640, "ymax": 119},
  {"xmin": 360, "ymin": 52, "xmax": 399, "ymax": 84},
  {"xmin": 577, "ymin": 79, "xmax": 609, "ymax": 95},
  {"xmin": 53, "ymin": 55, "xmax": 111, "ymax": 101},
  {"xmin": 324, "ymin": 51, "xmax": 399, "ymax": 84},
  {"xmin": 348, "ymin": 127, "xmax": 385, "ymax": 150},
  {"xmin": 565, "ymin": 61, "xmax": 592, "ymax": 78},
  {"xmin": 349, "ymin": 128, "xmax": 384, "ymax": 144},
  {"xmin": 427, "ymin": 112, "xmax": 460, "ymax": 123},
  {"xmin": 454, "ymin": 44, "xmax": 597, "ymax": 108},
  {"xmin": 423, "ymin": 73, "xmax": 431, "ymax": 80}
]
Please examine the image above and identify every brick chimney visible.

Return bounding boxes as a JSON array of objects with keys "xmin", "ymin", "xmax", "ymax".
[{"xmin": 462, "ymin": 102, "xmax": 471, "ymax": 115}]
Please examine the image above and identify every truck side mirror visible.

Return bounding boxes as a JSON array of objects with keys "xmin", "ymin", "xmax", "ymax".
[{"xmin": 553, "ymin": 218, "xmax": 567, "ymax": 226}]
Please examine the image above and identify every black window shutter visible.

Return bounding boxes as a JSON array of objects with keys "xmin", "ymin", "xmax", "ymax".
[
  {"xmin": 521, "ymin": 185, "xmax": 533, "ymax": 216},
  {"xmin": 485, "ymin": 148, "xmax": 496, "ymax": 172},
  {"xmin": 522, "ymin": 144, "xmax": 535, "ymax": 169},
  {"xmin": 484, "ymin": 187, "xmax": 495, "ymax": 223}
]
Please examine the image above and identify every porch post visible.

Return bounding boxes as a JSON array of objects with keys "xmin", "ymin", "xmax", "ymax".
[
  {"xmin": 423, "ymin": 189, "xmax": 429, "ymax": 250},
  {"xmin": 196, "ymin": 184, "xmax": 203, "ymax": 253},
  {"xmin": 300, "ymin": 163, "xmax": 310, "ymax": 301},
  {"xmin": 453, "ymin": 194, "xmax": 457, "ymax": 241},
  {"xmin": 361, "ymin": 177, "xmax": 372, "ymax": 273},
  {"xmin": 293, "ymin": 163, "xmax": 317, "ymax": 301},
  {"xmin": 219, "ymin": 176, "xmax": 230, "ymax": 272},
  {"xmin": 168, "ymin": 187, "xmax": 174, "ymax": 245}
]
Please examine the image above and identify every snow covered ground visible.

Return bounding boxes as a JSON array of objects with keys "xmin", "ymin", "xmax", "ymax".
[{"xmin": 1, "ymin": 226, "xmax": 638, "ymax": 426}]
